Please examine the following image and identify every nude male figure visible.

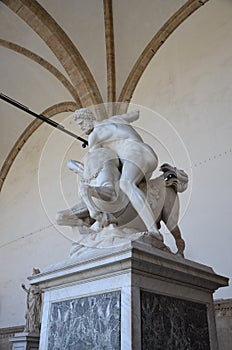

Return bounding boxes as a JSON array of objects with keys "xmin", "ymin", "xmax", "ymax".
[{"xmin": 73, "ymin": 108, "xmax": 162, "ymax": 240}]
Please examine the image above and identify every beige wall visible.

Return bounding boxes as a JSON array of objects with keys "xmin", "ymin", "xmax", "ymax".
[
  {"xmin": 0, "ymin": 119, "xmax": 73, "ymax": 328},
  {"xmin": 132, "ymin": 0, "xmax": 232, "ymax": 297}
]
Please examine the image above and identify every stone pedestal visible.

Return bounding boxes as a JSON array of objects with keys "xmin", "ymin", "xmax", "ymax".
[
  {"xmin": 9, "ymin": 332, "xmax": 40, "ymax": 350},
  {"xmin": 29, "ymin": 241, "xmax": 228, "ymax": 350}
]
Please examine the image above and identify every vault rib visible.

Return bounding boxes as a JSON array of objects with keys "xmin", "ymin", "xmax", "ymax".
[{"xmin": 103, "ymin": 0, "xmax": 116, "ymax": 109}]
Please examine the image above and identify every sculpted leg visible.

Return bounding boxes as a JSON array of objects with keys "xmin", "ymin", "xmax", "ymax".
[
  {"xmin": 85, "ymin": 185, "xmax": 116, "ymax": 201},
  {"xmin": 119, "ymin": 161, "xmax": 162, "ymax": 239},
  {"xmin": 79, "ymin": 183, "xmax": 101, "ymax": 220},
  {"xmin": 79, "ymin": 183, "xmax": 118, "ymax": 228},
  {"xmin": 86, "ymin": 159, "xmax": 120, "ymax": 201},
  {"xmin": 161, "ymin": 187, "xmax": 185, "ymax": 256},
  {"xmin": 170, "ymin": 226, "xmax": 185, "ymax": 257}
]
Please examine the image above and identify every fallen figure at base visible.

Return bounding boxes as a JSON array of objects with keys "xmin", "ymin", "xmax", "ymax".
[{"xmin": 57, "ymin": 149, "xmax": 188, "ymax": 257}]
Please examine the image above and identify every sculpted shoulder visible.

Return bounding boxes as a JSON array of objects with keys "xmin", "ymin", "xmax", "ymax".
[{"xmin": 88, "ymin": 122, "xmax": 115, "ymax": 148}]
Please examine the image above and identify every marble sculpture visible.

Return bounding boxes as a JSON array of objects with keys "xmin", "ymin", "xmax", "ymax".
[{"xmin": 57, "ymin": 109, "xmax": 188, "ymax": 257}]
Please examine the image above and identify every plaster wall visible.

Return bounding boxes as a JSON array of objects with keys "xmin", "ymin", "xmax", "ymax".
[
  {"xmin": 113, "ymin": 0, "xmax": 186, "ymax": 97},
  {"xmin": 132, "ymin": 0, "xmax": 232, "ymax": 299},
  {"xmin": 37, "ymin": 0, "xmax": 107, "ymax": 102},
  {"xmin": 0, "ymin": 1, "xmax": 75, "ymax": 167},
  {"xmin": 0, "ymin": 118, "xmax": 74, "ymax": 328},
  {"xmin": 0, "ymin": 47, "xmax": 73, "ymax": 167}
]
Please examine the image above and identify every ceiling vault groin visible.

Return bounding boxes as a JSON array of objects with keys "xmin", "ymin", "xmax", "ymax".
[
  {"xmin": 0, "ymin": 39, "xmax": 81, "ymax": 104},
  {"xmin": 2, "ymin": 0, "xmax": 103, "ymax": 107},
  {"xmin": 118, "ymin": 0, "xmax": 209, "ymax": 109}
]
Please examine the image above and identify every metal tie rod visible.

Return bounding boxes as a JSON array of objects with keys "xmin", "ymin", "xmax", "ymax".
[{"xmin": 0, "ymin": 93, "xmax": 88, "ymax": 148}]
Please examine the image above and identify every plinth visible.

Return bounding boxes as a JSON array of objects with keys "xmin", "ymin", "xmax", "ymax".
[
  {"xmin": 9, "ymin": 332, "xmax": 40, "ymax": 350},
  {"xmin": 29, "ymin": 240, "xmax": 228, "ymax": 350}
]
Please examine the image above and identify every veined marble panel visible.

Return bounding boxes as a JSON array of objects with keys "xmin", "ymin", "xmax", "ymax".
[
  {"xmin": 141, "ymin": 291, "xmax": 210, "ymax": 350},
  {"xmin": 47, "ymin": 291, "xmax": 121, "ymax": 350}
]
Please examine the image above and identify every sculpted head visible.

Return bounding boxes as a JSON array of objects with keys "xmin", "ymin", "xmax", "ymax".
[{"xmin": 73, "ymin": 108, "xmax": 95, "ymax": 135}]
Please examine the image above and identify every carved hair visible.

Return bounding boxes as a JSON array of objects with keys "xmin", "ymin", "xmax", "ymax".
[{"xmin": 73, "ymin": 108, "xmax": 95, "ymax": 122}]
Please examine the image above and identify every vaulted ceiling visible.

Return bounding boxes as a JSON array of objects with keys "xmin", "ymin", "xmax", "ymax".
[{"xmin": 0, "ymin": 0, "xmax": 209, "ymax": 190}]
